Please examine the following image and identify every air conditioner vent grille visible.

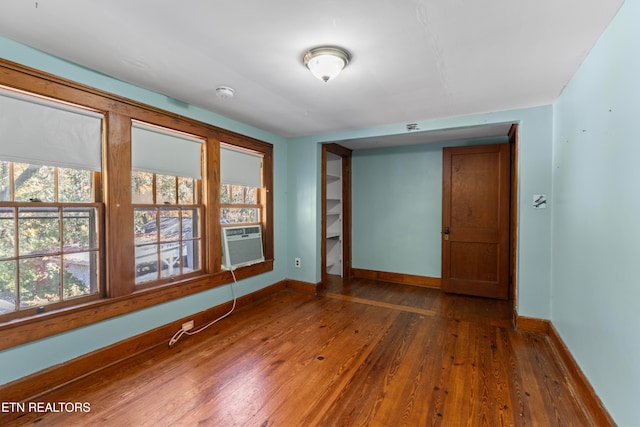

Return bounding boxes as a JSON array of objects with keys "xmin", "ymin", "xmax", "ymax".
[{"xmin": 222, "ymin": 225, "xmax": 265, "ymax": 270}]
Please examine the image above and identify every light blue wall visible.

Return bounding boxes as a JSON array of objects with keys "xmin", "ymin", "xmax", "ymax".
[
  {"xmin": 0, "ymin": 37, "xmax": 289, "ymax": 385},
  {"xmin": 290, "ymin": 105, "xmax": 554, "ymax": 319},
  {"xmin": 285, "ymin": 141, "xmax": 320, "ymax": 282},
  {"xmin": 552, "ymin": 2, "xmax": 639, "ymax": 425},
  {"xmin": 352, "ymin": 143, "xmax": 445, "ymax": 277},
  {"xmin": 351, "ymin": 138, "xmax": 505, "ymax": 277}
]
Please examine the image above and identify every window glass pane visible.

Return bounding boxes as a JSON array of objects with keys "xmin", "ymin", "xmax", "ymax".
[
  {"xmin": 182, "ymin": 208, "xmax": 199, "ymax": 239},
  {"xmin": 178, "ymin": 177, "xmax": 195, "ymax": 204},
  {"xmin": 183, "ymin": 239, "xmax": 200, "ymax": 273},
  {"xmin": 156, "ymin": 174, "xmax": 176, "ymax": 205},
  {"xmin": 221, "ymin": 207, "xmax": 259, "ymax": 224},
  {"xmin": 19, "ymin": 256, "xmax": 61, "ymax": 307},
  {"xmin": 0, "ymin": 161, "xmax": 9, "ymax": 202},
  {"xmin": 231, "ymin": 185, "xmax": 244, "ymax": 203},
  {"xmin": 159, "ymin": 209, "xmax": 181, "ymax": 242},
  {"xmin": 160, "ymin": 241, "xmax": 182, "ymax": 279},
  {"xmin": 245, "ymin": 187, "xmax": 257, "ymax": 204},
  {"xmin": 0, "ymin": 208, "xmax": 15, "ymax": 259},
  {"xmin": 63, "ymin": 252, "xmax": 97, "ymax": 298},
  {"xmin": 132, "ymin": 171, "xmax": 154, "ymax": 204},
  {"xmin": 18, "ymin": 208, "xmax": 60, "ymax": 256},
  {"xmin": 220, "ymin": 184, "xmax": 230, "ymax": 204},
  {"xmin": 0, "ymin": 260, "xmax": 16, "ymax": 313},
  {"xmin": 135, "ymin": 244, "xmax": 158, "ymax": 284},
  {"xmin": 134, "ymin": 208, "xmax": 157, "ymax": 245},
  {"xmin": 58, "ymin": 168, "xmax": 92, "ymax": 203},
  {"xmin": 63, "ymin": 208, "xmax": 97, "ymax": 251},
  {"xmin": 14, "ymin": 163, "xmax": 55, "ymax": 202}
]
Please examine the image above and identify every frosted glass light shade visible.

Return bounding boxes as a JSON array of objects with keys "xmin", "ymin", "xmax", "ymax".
[{"xmin": 303, "ymin": 47, "xmax": 351, "ymax": 83}]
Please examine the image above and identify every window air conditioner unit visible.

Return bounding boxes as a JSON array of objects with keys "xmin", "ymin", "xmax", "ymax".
[{"xmin": 222, "ymin": 225, "xmax": 265, "ymax": 270}]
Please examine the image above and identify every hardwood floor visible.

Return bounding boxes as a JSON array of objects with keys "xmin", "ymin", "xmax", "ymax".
[{"xmin": 3, "ymin": 276, "xmax": 598, "ymax": 426}]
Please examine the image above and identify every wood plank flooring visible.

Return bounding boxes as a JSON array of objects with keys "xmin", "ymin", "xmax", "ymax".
[{"xmin": 3, "ymin": 276, "xmax": 597, "ymax": 426}]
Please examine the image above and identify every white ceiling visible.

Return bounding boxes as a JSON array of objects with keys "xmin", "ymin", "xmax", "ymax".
[{"xmin": 0, "ymin": 0, "xmax": 624, "ymax": 145}]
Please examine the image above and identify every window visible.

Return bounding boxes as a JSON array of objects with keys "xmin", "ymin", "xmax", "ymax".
[
  {"xmin": 131, "ymin": 121, "xmax": 204, "ymax": 285},
  {"xmin": 0, "ymin": 87, "xmax": 103, "ymax": 317},
  {"xmin": 220, "ymin": 144, "xmax": 263, "ymax": 225},
  {"xmin": 0, "ymin": 61, "xmax": 274, "ymax": 350}
]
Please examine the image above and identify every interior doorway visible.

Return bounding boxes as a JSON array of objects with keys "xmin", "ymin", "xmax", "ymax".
[
  {"xmin": 441, "ymin": 124, "xmax": 518, "ymax": 301},
  {"xmin": 321, "ymin": 143, "xmax": 352, "ymax": 287}
]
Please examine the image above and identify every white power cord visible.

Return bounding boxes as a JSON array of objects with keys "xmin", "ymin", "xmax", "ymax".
[{"xmin": 168, "ymin": 269, "xmax": 238, "ymax": 347}]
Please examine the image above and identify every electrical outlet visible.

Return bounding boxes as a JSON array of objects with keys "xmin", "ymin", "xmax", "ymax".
[
  {"xmin": 182, "ymin": 320, "xmax": 194, "ymax": 332},
  {"xmin": 294, "ymin": 257, "xmax": 301, "ymax": 268}
]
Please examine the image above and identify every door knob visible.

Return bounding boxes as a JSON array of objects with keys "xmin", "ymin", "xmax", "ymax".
[{"xmin": 443, "ymin": 227, "xmax": 449, "ymax": 241}]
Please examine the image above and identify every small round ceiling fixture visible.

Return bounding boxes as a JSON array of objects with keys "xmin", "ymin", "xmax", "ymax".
[
  {"xmin": 303, "ymin": 46, "xmax": 351, "ymax": 83},
  {"xmin": 215, "ymin": 86, "xmax": 235, "ymax": 99}
]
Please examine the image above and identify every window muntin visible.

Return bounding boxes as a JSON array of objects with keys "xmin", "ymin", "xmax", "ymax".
[{"xmin": 131, "ymin": 121, "xmax": 204, "ymax": 286}]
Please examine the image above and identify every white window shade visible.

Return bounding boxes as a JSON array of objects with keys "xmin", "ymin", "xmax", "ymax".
[
  {"xmin": 220, "ymin": 145, "xmax": 262, "ymax": 188},
  {"xmin": 0, "ymin": 87, "xmax": 103, "ymax": 171},
  {"xmin": 131, "ymin": 122, "xmax": 204, "ymax": 179}
]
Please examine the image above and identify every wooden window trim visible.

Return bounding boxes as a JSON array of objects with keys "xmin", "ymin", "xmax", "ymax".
[{"xmin": 0, "ymin": 58, "xmax": 274, "ymax": 350}]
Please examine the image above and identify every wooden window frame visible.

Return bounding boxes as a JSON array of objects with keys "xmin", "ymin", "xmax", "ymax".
[{"xmin": 0, "ymin": 58, "xmax": 274, "ymax": 351}]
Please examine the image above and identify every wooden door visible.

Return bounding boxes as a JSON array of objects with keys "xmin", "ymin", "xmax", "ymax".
[{"xmin": 441, "ymin": 143, "xmax": 510, "ymax": 299}]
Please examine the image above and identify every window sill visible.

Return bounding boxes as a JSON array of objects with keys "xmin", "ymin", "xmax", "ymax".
[{"xmin": 0, "ymin": 259, "xmax": 273, "ymax": 351}]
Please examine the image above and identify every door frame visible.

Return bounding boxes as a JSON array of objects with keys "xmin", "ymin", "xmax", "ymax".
[
  {"xmin": 321, "ymin": 143, "xmax": 352, "ymax": 288},
  {"xmin": 508, "ymin": 124, "xmax": 519, "ymax": 321}
]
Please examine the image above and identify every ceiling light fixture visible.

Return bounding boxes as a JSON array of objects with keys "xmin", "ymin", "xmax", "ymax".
[{"xmin": 303, "ymin": 46, "xmax": 351, "ymax": 83}]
